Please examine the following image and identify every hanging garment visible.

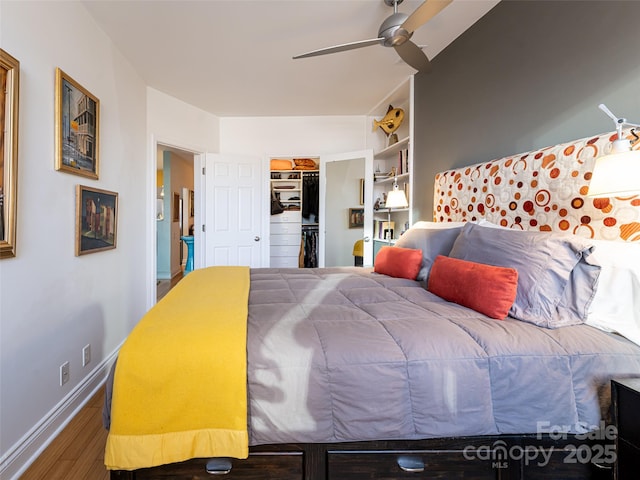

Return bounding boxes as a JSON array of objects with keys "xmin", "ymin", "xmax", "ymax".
[{"xmin": 302, "ymin": 175, "xmax": 319, "ymax": 220}]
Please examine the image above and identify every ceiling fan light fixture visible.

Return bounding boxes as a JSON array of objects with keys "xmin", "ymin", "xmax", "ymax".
[
  {"xmin": 379, "ymin": 12, "xmax": 411, "ymax": 47},
  {"xmin": 292, "ymin": 0, "xmax": 451, "ymax": 73}
]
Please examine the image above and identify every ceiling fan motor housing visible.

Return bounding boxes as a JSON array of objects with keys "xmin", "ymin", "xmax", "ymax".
[{"xmin": 379, "ymin": 12, "xmax": 412, "ymax": 47}]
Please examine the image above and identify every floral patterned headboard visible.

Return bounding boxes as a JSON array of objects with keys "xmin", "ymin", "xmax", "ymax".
[{"xmin": 433, "ymin": 129, "xmax": 640, "ymax": 242}]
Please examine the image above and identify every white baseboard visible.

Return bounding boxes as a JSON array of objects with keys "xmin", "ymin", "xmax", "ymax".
[{"xmin": 0, "ymin": 346, "xmax": 120, "ymax": 480}]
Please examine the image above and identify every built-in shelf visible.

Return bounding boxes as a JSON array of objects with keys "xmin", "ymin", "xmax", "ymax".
[
  {"xmin": 367, "ymin": 77, "xmax": 414, "ymax": 253},
  {"xmin": 374, "ymin": 172, "xmax": 410, "ymax": 185},
  {"xmin": 374, "ymin": 136, "xmax": 410, "ymax": 158}
]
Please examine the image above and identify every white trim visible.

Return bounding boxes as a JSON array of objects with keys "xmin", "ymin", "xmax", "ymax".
[{"xmin": 0, "ymin": 346, "xmax": 121, "ymax": 480}]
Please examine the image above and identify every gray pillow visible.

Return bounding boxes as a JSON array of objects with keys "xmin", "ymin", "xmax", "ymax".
[
  {"xmin": 394, "ymin": 222, "xmax": 465, "ymax": 282},
  {"xmin": 448, "ymin": 223, "xmax": 600, "ymax": 328}
]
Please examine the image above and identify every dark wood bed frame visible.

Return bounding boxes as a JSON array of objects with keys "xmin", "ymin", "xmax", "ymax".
[{"xmin": 110, "ymin": 433, "xmax": 613, "ymax": 479}]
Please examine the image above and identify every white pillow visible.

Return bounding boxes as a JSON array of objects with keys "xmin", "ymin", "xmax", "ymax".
[
  {"xmin": 586, "ymin": 239, "xmax": 640, "ymax": 346},
  {"xmin": 478, "ymin": 220, "xmax": 639, "ymax": 339}
]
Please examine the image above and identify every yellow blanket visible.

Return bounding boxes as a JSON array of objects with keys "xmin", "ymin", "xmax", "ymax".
[{"xmin": 105, "ymin": 266, "xmax": 250, "ymax": 470}]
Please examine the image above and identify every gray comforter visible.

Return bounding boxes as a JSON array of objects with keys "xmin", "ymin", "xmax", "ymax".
[{"xmin": 246, "ymin": 267, "xmax": 640, "ymax": 445}]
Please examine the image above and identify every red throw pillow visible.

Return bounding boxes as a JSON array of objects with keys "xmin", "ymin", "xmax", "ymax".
[
  {"xmin": 427, "ymin": 255, "xmax": 518, "ymax": 320},
  {"xmin": 374, "ymin": 246, "xmax": 423, "ymax": 280}
]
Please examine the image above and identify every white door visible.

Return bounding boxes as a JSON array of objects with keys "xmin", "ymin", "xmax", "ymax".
[
  {"xmin": 319, "ymin": 150, "xmax": 374, "ymax": 267},
  {"xmin": 204, "ymin": 153, "xmax": 263, "ymax": 267}
]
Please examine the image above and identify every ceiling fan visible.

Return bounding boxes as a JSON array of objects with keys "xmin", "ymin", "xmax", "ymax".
[{"xmin": 293, "ymin": 0, "xmax": 452, "ymax": 73}]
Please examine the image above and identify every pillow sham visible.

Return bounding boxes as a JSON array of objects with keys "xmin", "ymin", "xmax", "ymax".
[
  {"xmin": 374, "ymin": 246, "xmax": 423, "ymax": 280},
  {"xmin": 394, "ymin": 221, "xmax": 466, "ymax": 282},
  {"xmin": 427, "ymin": 255, "xmax": 518, "ymax": 319},
  {"xmin": 586, "ymin": 239, "xmax": 640, "ymax": 346},
  {"xmin": 448, "ymin": 223, "xmax": 600, "ymax": 328}
]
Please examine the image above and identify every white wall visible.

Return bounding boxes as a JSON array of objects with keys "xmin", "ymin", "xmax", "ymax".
[
  {"xmin": 0, "ymin": 1, "xmax": 147, "ymax": 478},
  {"xmin": 220, "ymin": 116, "xmax": 366, "ymax": 156},
  {"xmin": 147, "ymin": 88, "xmax": 220, "ymax": 152}
]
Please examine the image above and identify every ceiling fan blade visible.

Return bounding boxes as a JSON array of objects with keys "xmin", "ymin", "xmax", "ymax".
[
  {"xmin": 401, "ymin": 0, "xmax": 452, "ymax": 34},
  {"xmin": 293, "ymin": 38, "xmax": 383, "ymax": 59},
  {"xmin": 394, "ymin": 41, "xmax": 432, "ymax": 73}
]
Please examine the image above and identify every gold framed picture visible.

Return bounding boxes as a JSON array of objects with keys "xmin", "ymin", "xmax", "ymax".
[
  {"xmin": 0, "ymin": 49, "xmax": 20, "ymax": 259},
  {"xmin": 75, "ymin": 185, "xmax": 118, "ymax": 256},
  {"xmin": 55, "ymin": 68, "xmax": 100, "ymax": 179}
]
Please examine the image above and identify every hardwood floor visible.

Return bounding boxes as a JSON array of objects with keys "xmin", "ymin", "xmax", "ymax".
[
  {"xmin": 19, "ymin": 388, "xmax": 109, "ymax": 480},
  {"xmin": 20, "ymin": 276, "xmax": 184, "ymax": 479},
  {"xmin": 157, "ymin": 270, "xmax": 185, "ymax": 301}
]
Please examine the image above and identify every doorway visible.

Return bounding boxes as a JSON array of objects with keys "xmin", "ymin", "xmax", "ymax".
[{"xmin": 156, "ymin": 144, "xmax": 195, "ymax": 299}]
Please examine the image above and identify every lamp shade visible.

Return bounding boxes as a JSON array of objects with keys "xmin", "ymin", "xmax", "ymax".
[
  {"xmin": 587, "ymin": 150, "xmax": 640, "ymax": 197},
  {"xmin": 386, "ymin": 188, "xmax": 408, "ymax": 209}
]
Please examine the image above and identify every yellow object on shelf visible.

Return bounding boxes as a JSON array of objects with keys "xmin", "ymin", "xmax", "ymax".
[{"xmin": 270, "ymin": 158, "xmax": 293, "ymax": 170}]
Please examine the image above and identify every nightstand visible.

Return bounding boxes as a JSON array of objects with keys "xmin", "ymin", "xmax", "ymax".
[{"xmin": 612, "ymin": 378, "xmax": 640, "ymax": 479}]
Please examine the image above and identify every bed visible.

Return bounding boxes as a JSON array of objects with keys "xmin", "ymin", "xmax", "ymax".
[{"xmin": 105, "ymin": 129, "xmax": 640, "ymax": 480}]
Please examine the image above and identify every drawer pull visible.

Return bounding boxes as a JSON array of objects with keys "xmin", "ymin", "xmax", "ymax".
[
  {"xmin": 591, "ymin": 460, "xmax": 613, "ymax": 470},
  {"xmin": 205, "ymin": 458, "xmax": 232, "ymax": 475},
  {"xmin": 397, "ymin": 455, "xmax": 425, "ymax": 473}
]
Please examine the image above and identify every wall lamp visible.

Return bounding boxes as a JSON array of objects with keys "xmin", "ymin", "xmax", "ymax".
[
  {"xmin": 385, "ymin": 178, "xmax": 408, "ymax": 243},
  {"xmin": 587, "ymin": 104, "xmax": 640, "ymax": 197}
]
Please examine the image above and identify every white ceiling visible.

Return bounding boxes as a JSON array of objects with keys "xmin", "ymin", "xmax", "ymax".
[{"xmin": 83, "ymin": 0, "xmax": 500, "ymax": 117}]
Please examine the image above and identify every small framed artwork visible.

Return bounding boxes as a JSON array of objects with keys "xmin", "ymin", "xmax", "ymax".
[
  {"xmin": 348, "ymin": 207, "xmax": 364, "ymax": 228},
  {"xmin": 359, "ymin": 178, "xmax": 365, "ymax": 206},
  {"xmin": 75, "ymin": 185, "xmax": 118, "ymax": 256},
  {"xmin": 172, "ymin": 193, "xmax": 180, "ymax": 222},
  {"xmin": 189, "ymin": 189, "xmax": 194, "ymax": 217},
  {"xmin": 55, "ymin": 68, "xmax": 100, "ymax": 179}
]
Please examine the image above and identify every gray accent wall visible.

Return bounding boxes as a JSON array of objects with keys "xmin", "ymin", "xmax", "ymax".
[{"xmin": 413, "ymin": 0, "xmax": 640, "ymax": 222}]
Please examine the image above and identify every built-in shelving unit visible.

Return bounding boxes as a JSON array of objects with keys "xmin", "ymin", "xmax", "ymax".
[
  {"xmin": 366, "ymin": 77, "xmax": 414, "ymax": 262},
  {"xmin": 269, "ymin": 159, "xmax": 320, "ymax": 268},
  {"xmin": 270, "ymin": 170, "xmax": 303, "ymax": 268}
]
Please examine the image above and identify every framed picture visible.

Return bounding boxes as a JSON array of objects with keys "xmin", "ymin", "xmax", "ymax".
[
  {"xmin": 75, "ymin": 185, "xmax": 118, "ymax": 256},
  {"xmin": 189, "ymin": 189, "xmax": 194, "ymax": 217},
  {"xmin": 359, "ymin": 178, "xmax": 365, "ymax": 206},
  {"xmin": 55, "ymin": 68, "xmax": 100, "ymax": 179},
  {"xmin": 348, "ymin": 207, "xmax": 364, "ymax": 228},
  {"xmin": 172, "ymin": 193, "xmax": 180, "ymax": 222},
  {"xmin": 0, "ymin": 49, "xmax": 20, "ymax": 259}
]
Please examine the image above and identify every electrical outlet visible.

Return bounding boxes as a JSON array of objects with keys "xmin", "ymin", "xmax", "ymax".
[
  {"xmin": 82, "ymin": 344, "xmax": 91, "ymax": 367},
  {"xmin": 60, "ymin": 362, "xmax": 70, "ymax": 386}
]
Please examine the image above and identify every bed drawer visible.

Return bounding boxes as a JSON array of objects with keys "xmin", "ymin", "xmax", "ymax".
[
  {"xmin": 132, "ymin": 451, "xmax": 303, "ymax": 479},
  {"xmin": 327, "ymin": 450, "xmax": 499, "ymax": 479}
]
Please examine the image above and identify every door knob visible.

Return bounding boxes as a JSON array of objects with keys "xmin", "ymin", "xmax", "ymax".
[{"xmin": 254, "ymin": 236, "xmax": 260, "ymax": 242}]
